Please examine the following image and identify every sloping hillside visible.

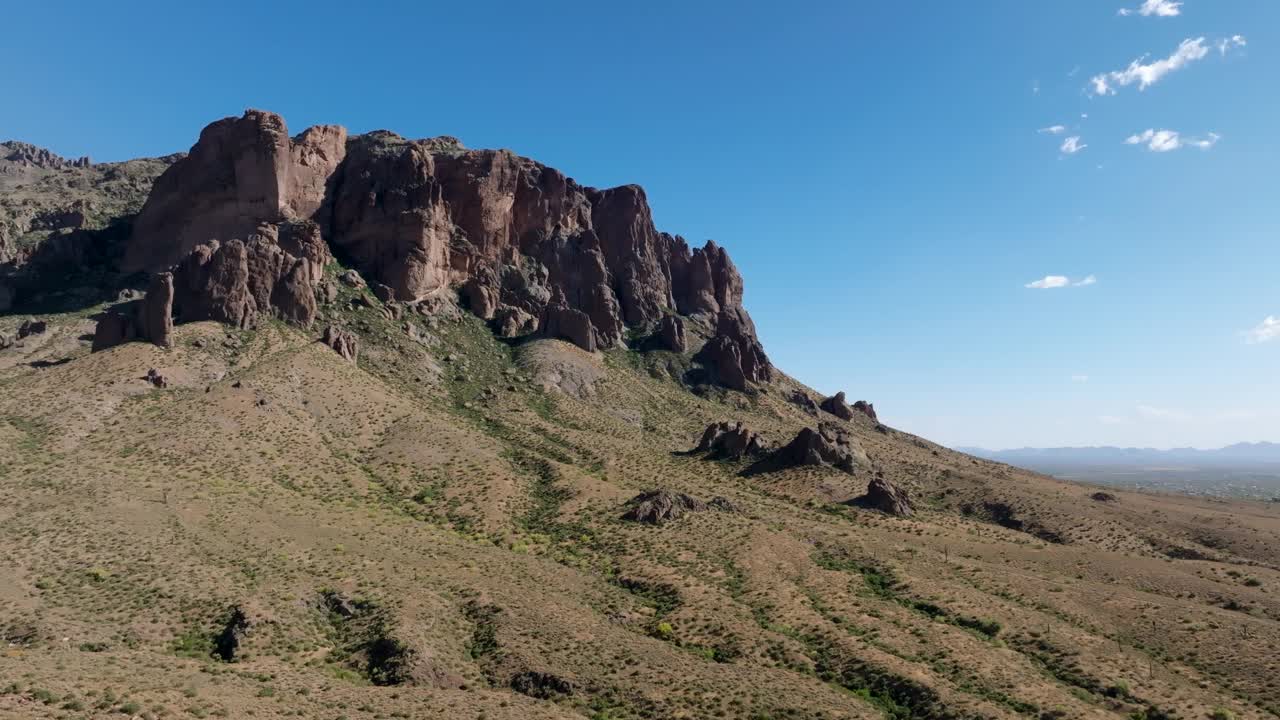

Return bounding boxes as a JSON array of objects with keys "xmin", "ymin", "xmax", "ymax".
[
  {"xmin": 2, "ymin": 113, "xmax": 1279, "ymax": 720},
  {"xmin": 2, "ymin": 300, "xmax": 1279, "ymax": 720}
]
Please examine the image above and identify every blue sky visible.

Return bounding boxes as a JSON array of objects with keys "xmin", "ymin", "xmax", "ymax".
[{"xmin": 3, "ymin": 1, "xmax": 1277, "ymax": 449}]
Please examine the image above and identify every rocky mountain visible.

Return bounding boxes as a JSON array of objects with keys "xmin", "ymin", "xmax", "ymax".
[
  {"xmin": 0, "ymin": 139, "xmax": 178, "ymax": 311},
  {"xmin": 3, "ymin": 113, "xmax": 1280, "ymax": 720},
  {"xmin": 72, "ymin": 109, "xmax": 767, "ymax": 392}
]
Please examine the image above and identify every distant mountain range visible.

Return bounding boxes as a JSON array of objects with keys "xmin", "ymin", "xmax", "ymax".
[{"xmin": 957, "ymin": 442, "xmax": 1280, "ymax": 466}]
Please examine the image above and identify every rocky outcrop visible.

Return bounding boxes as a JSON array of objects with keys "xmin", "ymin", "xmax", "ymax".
[
  {"xmin": 695, "ymin": 308, "xmax": 771, "ymax": 391},
  {"xmin": 91, "ymin": 273, "xmax": 174, "ymax": 352},
  {"xmin": 117, "ymin": 110, "xmax": 771, "ymax": 389},
  {"xmin": 125, "ymin": 110, "xmax": 346, "ymax": 272},
  {"xmin": 623, "ymin": 490, "xmax": 707, "ymax": 525},
  {"xmin": 858, "ymin": 475, "xmax": 914, "ymax": 517},
  {"xmin": 693, "ymin": 421, "xmax": 767, "ymax": 459},
  {"xmin": 168, "ymin": 222, "xmax": 327, "ymax": 330},
  {"xmin": 775, "ymin": 424, "xmax": 868, "ymax": 475},
  {"xmin": 321, "ymin": 325, "xmax": 359, "ymax": 363},
  {"xmin": 820, "ymin": 392, "xmax": 855, "ymax": 420},
  {"xmin": 852, "ymin": 400, "xmax": 877, "ymax": 421},
  {"xmin": 142, "ymin": 273, "xmax": 174, "ymax": 347},
  {"xmin": 659, "ymin": 315, "xmax": 686, "ymax": 353},
  {"xmin": 1, "ymin": 141, "xmax": 90, "ymax": 170},
  {"xmin": 622, "ymin": 490, "xmax": 739, "ymax": 525},
  {"xmin": 1090, "ymin": 491, "xmax": 1117, "ymax": 503},
  {"xmin": 786, "ymin": 389, "xmax": 820, "ymax": 415}
]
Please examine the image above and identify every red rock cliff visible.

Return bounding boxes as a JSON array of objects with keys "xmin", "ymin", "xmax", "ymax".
[{"xmin": 119, "ymin": 110, "xmax": 772, "ymax": 390}]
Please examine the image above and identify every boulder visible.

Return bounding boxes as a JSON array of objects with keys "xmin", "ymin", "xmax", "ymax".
[
  {"xmin": 820, "ymin": 392, "xmax": 854, "ymax": 420},
  {"xmin": 145, "ymin": 368, "xmax": 169, "ymax": 389},
  {"xmin": 858, "ymin": 475, "xmax": 914, "ymax": 517},
  {"xmin": 494, "ymin": 305, "xmax": 537, "ymax": 338},
  {"xmin": 339, "ymin": 269, "xmax": 366, "ymax": 288},
  {"xmin": 785, "ymin": 389, "xmax": 820, "ymax": 415},
  {"xmin": 541, "ymin": 303, "xmax": 596, "ymax": 353},
  {"xmin": 91, "ymin": 311, "xmax": 139, "ymax": 351},
  {"xmin": 17, "ymin": 317, "xmax": 46, "ymax": 338},
  {"xmin": 1090, "ymin": 491, "xmax": 1118, "ymax": 503},
  {"xmin": 775, "ymin": 424, "xmax": 868, "ymax": 475},
  {"xmin": 693, "ymin": 421, "xmax": 767, "ymax": 459},
  {"xmin": 321, "ymin": 325, "xmax": 359, "ymax": 363},
  {"xmin": 91, "ymin": 275, "xmax": 176, "ymax": 352},
  {"xmin": 622, "ymin": 490, "xmax": 708, "ymax": 525},
  {"xmin": 707, "ymin": 496, "xmax": 742, "ymax": 513}
]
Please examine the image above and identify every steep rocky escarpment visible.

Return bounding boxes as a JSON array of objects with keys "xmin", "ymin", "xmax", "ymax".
[{"xmin": 111, "ymin": 110, "xmax": 772, "ymax": 390}]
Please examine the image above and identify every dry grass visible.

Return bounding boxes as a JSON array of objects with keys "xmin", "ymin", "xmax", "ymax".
[{"xmin": 1, "ymin": 304, "xmax": 1278, "ymax": 720}]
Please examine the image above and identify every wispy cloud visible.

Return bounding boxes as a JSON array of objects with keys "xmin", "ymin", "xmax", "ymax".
[
  {"xmin": 1090, "ymin": 37, "xmax": 1210, "ymax": 95},
  {"xmin": 1060, "ymin": 136, "xmax": 1087, "ymax": 154},
  {"xmin": 1124, "ymin": 128, "xmax": 1219, "ymax": 152},
  {"xmin": 1118, "ymin": 0, "xmax": 1182, "ymax": 17},
  {"xmin": 1137, "ymin": 405, "xmax": 1193, "ymax": 422},
  {"xmin": 1244, "ymin": 316, "xmax": 1280, "ymax": 344},
  {"xmin": 1039, "ymin": 125, "xmax": 1067, "ymax": 135},
  {"xmin": 1217, "ymin": 35, "xmax": 1247, "ymax": 55},
  {"xmin": 1025, "ymin": 274, "xmax": 1097, "ymax": 289}
]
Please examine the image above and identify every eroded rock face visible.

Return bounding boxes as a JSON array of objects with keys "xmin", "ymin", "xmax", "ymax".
[
  {"xmin": 859, "ymin": 475, "xmax": 913, "ymax": 517},
  {"xmin": 776, "ymin": 424, "xmax": 868, "ymax": 475},
  {"xmin": 694, "ymin": 421, "xmax": 767, "ymax": 459},
  {"xmin": 143, "ymin": 273, "xmax": 174, "ymax": 347},
  {"xmin": 169, "ymin": 222, "xmax": 327, "ymax": 330},
  {"xmin": 659, "ymin": 315, "xmax": 686, "ymax": 353},
  {"xmin": 321, "ymin": 325, "xmax": 359, "ymax": 363},
  {"xmin": 125, "ymin": 110, "xmax": 346, "ymax": 272},
  {"xmin": 119, "ymin": 110, "xmax": 771, "ymax": 389}
]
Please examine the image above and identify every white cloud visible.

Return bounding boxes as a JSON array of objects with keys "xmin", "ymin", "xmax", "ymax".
[
  {"xmin": 1218, "ymin": 35, "xmax": 1247, "ymax": 55},
  {"xmin": 1060, "ymin": 136, "xmax": 1087, "ymax": 154},
  {"xmin": 1090, "ymin": 37, "xmax": 1209, "ymax": 95},
  {"xmin": 1025, "ymin": 275, "xmax": 1069, "ymax": 289},
  {"xmin": 1244, "ymin": 316, "xmax": 1280, "ymax": 344},
  {"xmin": 1039, "ymin": 125, "xmax": 1066, "ymax": 135},
  {"xmin": 1025, "ymin": 274, "xmax": 1096, "ymax": 289},
  {"xmin": 1125, "ymin": 128, "xmax": 1219, "ymax": 152},
  {"xmin": 1137, "ymin": 405, "xmax": 1193, "ymax": 422},
  {"xmin": 1072, "ymin": 375, "xmax": 1090, "ymax": 383}
]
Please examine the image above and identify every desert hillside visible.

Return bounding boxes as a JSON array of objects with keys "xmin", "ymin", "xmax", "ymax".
[{"xmin": 1, "ymin": 113, "xmax": 1278, "ymax": 720}]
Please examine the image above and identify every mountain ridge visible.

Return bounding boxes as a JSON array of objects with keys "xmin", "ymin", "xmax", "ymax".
[{"xmin": 959, "ymin": 441, "xmax": 1280, "ymax": 465}]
